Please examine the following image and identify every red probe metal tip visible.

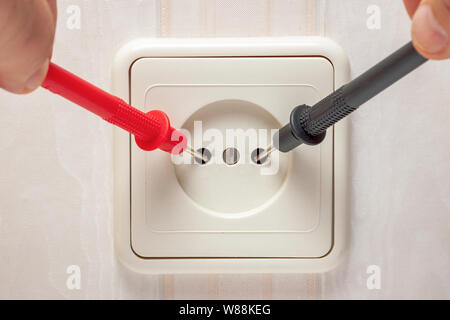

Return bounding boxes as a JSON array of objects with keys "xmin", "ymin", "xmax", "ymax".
[{"xmin": 42, "ymin": 62, "xmax": 187, "ymax": 155}]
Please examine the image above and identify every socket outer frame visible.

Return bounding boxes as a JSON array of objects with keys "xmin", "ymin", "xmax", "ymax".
[{"xmin": 113, "ymin": 37, "xmax": 350, "ymax": 274}]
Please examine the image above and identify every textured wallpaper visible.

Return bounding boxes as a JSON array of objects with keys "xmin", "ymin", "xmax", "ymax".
[{"xmin": 0, "ymin": 0, "xmax": 448, "ymax": 299}]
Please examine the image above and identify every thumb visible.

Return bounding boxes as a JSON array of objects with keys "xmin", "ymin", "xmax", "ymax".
[
  {"xmin": 0, "ymin": 1, "xmax": 56, "ymax": 94},
  {"xmin": 411, "ymin": 0, "xmax": 450, "ymax": 60}
]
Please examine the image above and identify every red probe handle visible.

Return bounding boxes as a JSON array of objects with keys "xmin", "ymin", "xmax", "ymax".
[{"xmin": 42, "ymin": 62, "xmax": 186, "ymax": 154}]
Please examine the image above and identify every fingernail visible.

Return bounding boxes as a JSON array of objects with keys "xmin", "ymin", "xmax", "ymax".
[
  {"xmin": 25, "ymin": 59, "xmax": 50, "ymax": 92},
  {"xmin": 412, "ymin": 5, "xmax": 448, "ymax": 54}
]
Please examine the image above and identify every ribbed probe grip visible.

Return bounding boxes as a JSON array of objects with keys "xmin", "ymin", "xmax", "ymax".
[
  {"xmin": 104, "ymin": 98, "xmax": 164, "ymax": 141},
  {"xmin": 304, "ymin": 88, "xmax": 355, "ymax": 136},
  {"xmin": 104, "ymin": 98, "xmax": 179, "ymax": 153}
]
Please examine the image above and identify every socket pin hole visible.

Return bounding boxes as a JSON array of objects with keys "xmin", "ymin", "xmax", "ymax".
[
  {"xmin": 251, "ymin": 148, "xmax": 268, "ymax": 165},
  {"xmin": 194, "ymin": 148, "xmax": 212, "ymax": 165},
  {"xmin": 223, "ymin": 148, "xmax": 240, "ymax": 166}
]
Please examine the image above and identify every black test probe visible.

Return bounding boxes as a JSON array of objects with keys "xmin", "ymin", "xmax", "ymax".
[{"xmin": 257, "ymin": 42, "xmax": 428, "ymax": 162}]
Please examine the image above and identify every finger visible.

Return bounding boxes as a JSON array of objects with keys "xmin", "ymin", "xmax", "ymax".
[
  {"xmin": 403, "ymin": 0, "xmax": 422, "ymax": 18},
  {"xmin": 0, "ymin": 0, "xmax": 56, "ymax": 94},
  {"xmin": 47, "ymin": 0, "xmax": 58, "ymax": 25},
  {"xmin": 411, "ymin": 0, "xmax": 450, "ymax": 60},
  {"xmin": 47, "ymin": 0, "xmax": 58, "ymax": 57}
]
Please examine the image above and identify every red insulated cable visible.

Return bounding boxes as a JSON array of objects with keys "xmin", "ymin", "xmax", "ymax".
[{"xmin": 41, "ymin": 62, "xmax": 187, "ymax": 154}]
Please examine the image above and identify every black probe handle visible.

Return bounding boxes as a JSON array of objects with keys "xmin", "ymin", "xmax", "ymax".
[{"xmin": 275, "ymin": 42, "xmax": 428, "ymax": 152}]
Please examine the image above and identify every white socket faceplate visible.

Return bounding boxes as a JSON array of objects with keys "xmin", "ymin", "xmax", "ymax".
[{"xmin": 113, "ymin": 38, "xmax": 350, "ymax": 274}]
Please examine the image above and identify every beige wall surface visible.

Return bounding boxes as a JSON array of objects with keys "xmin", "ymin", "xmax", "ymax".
[{"xmin": 0, "ymin": 0, "xmax": 448, "ymax": 299}]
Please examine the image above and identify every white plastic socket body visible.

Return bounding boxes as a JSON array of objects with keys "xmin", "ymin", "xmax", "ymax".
[{"xmin": 113, "ymin": 37, "xmax": 350, "ymax": 274}]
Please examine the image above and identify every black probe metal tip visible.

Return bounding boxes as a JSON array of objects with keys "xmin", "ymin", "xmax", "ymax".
[{"xmin": 273, "ymin": 104, "xmax": 326, "ymax": 153}]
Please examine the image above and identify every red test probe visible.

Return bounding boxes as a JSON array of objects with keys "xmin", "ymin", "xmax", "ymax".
[{"xmin": 41, "ymin": 62, "xmax": 187, "ymax": 154}]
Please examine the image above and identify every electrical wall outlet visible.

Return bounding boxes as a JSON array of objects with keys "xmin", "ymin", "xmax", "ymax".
[{"xmin": 113, "ymin": 37, "xmax": 350, "ymax": 274}]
